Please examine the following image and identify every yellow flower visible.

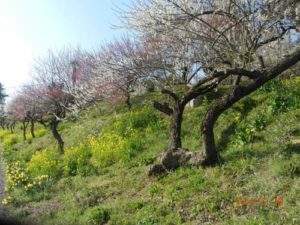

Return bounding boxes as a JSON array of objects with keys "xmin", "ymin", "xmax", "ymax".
[{"xmin": 2, "ymin": 198, "xmax": 8, "ymax": 206}]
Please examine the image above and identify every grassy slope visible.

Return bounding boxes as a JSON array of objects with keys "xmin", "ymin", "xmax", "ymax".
[{"xmin": 0, "ymin": 84, "xmax": 300, "ymax": 225}]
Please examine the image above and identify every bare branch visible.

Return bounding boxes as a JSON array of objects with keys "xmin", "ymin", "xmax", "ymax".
[
  {"xmin": 153, "ymin": 101, "xmax": 173, "ymax": 115},
  {"xmin": 161, "ymin": 89, "xmax": 179, "ymax": 101}
]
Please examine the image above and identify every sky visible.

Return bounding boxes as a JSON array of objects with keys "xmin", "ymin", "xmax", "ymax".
[{"xmin": 0, "ymin": 0, "xmax": 130, "ymax": 99}]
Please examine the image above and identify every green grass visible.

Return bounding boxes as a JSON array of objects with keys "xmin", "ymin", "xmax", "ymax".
[{"xmin": 1, "ymin": 80, "xmax": 300, "ymax": 224}]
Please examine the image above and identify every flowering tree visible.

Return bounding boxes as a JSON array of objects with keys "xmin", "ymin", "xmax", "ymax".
[
  {"xmin": 31, "ymin": 48, "xmax": 84, "ymax": 152},
  {"xmin": 96, "ymin": 34, "xmax": 218, "ymax": 152},
  {"xmin": 97, "ymin": 37, "xmax": 154, "ymax": 110},
  {"xmin": 7, "ymin": 94, "xmax": 30, "ymax": 140},
  {"xmin": 62, "ymin": 51, "xmax": 114, "ymax": 113},
  {"xmin": 6, "ymin": 83, "xmax": 45, "ymax": 139},
  {"xmin": 120, "ymin": 0, "xmax": 300, "ymax": 174}
]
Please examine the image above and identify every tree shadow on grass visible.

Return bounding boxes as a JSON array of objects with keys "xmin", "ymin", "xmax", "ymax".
[
  {"xmin": 223, "ymin": 147, "xmax": 275, "ymax": 163},
  {"xmin": 284, "ymin": 142, "xmax": 300, "ymax": 155},
  {"xmin": 217, "ymin": 98, "xmax": 261, "ymax": 152},
  {"xmin": 218, "ymin": 121, "xmax": 237, "ymax": 151}
]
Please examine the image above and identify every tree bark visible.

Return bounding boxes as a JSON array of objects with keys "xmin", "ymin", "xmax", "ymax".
[
  {"xmin": 201, "ymin": 110, "xmax": 220, "ymax": 165},
  {"xmin": 22, "ymin": 121, "xmax": 29, "ymax": 141},
  {"xmin": 200, "ymin": 48, "xmax": 300, "ymax": 165},
  {"xmin": 10, "ymin": 121, "xmax": 15, "ymax": 134},
  {"xmin": 150, "ymin": 86, "xmax": 219, "ymax": 175},
  {"xmin": 22, "ymin": 122, "xmax": 26, "ymax": 141},
  {"xmin": 233, "ymin": 75, "xmax": 242, "ymax": 86},
  {"xmin": 37, "ymin": 118, "xmax": 47, "ymax": 128},
  {"xmin": 125, "ymin": 93, "xmax": 132, "ymax": 110},
  {"xmin": 153, "ymin": 90, "xmax": 185, "ymax": 150},
  {"xmin": 30, "ymin": 119, "xmax": 35, "ymax": 138},
  {"xmin": 169, "ymin": 105, "xmax": 183, "ymax": 149},
  {"xmin": 50, "ymin": 116, "xmax": 64, "ymax": 153}
]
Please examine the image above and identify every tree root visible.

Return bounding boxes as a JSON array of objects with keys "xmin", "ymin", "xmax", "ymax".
[{"xmin": 148, "ymin": 148, "xmax": 207, "ymax": 176}]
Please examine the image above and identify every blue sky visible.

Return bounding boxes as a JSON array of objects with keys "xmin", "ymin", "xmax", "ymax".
[{"xmin": 0, "ymin": 0, "xmax": 130, "ymax": 97}]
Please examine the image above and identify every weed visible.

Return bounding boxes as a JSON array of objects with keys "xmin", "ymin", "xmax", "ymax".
[{"xmin": 81, "ymin": 206, "xmax": 110, "ymax": 225}]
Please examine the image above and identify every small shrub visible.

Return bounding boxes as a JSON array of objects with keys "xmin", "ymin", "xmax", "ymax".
[
  {"xmin": 231, "ymin": 125, "xmax": 255, "ymax": 148},
  {"xmin": 249, "ymin": 114, "xmax": 268, "ymax": 131},
  {"xmin": 24, "ymin": 175, "xmax": 51, "ymax": 193},
  {"xmin": 276, "ymin": 155, "xmax": 300, "ymax": 178},
  {"xmin": 35, "ymin": 129, "xmax": 47, "ymax": 137},
  {"xmin": 138, "ymin": 215, "xmax": 158, "ymax": 225},
  {"xmin": 260, "ymin": 79, "xmax": 284, "ymax": 93},
  {"xmin": 231, "ymin": 114, "xmax": 268, "ymax": 147},
  {"xmin": 5, "ymin": 161, "xmax": 29, "ymax": 191},
  {"xmin": 127, "ymin": 108, "xmax": 158, "ymax": 130},
  {"xmin": 74, "ymin": 187, "xmax": 106, "ymax": 208},
  {"xmin": 89, "ymin": 132, "xmax": 127, "ymax": 168},
  {"xmin": 0, "ymin": 129, "xmax": 10, "ymax": 140},
  {"xmin": 241, "ymin": 97, "xmax": 256, "ymax": 112},
  {"xmin": 131, "ymin": 200, "xmax": 145, "ymax": 210},
  {"xmin": 139, "ymin": 155, "xmax": 156, "ymax": 166},
  {"xmin": 274, "ymin": 94, "xmax": 300, "ymax": 115},
  {"xmin": 125, "ymin": 131, "xmax": 144, "ymax": 158},
  {"xmin": 26, "ymin": 148, "xmax": 61, "ymax": 179},
  {"xmin": 269, "ymin": 78, "xmax": 300, "ymax": 115},
  {"xmin": 8, "ymin": 188, "xmax": 32, "ymax": 206},
  {"xmin": 3, "ymin": 161, "xmax": 53, "ymax": 206},
  {"xmin": 149, "ymin": 184, "xmax": 161, "ymax": 197},
  {"xmin": 63, "ymin": 144, "xmax": 94, "ymax": 176},
  {"xmin": 3, "ymin": 134, "xmax": 20, "ymax": 148},
  {"xmin": 86, "ymin": 106, "xmax": 164, "ymax": 167},
  {"xmin": 113, "ymin": 107, "xmax": 159, "ymax": 135},
  {"xmin": 89, "ymin": 121, "xmax": 146, "ymax": 168},
  {"xmin": 82, "ymin": 206, "xmax": 110, "ymax": 225},
  {"xmin": 270, "ymin": 96, "xmax": 289, "ymax": 115}
]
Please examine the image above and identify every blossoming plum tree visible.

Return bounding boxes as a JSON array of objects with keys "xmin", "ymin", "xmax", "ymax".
[{"xmin": 31, "ymin": 48, "xmax": 84, "ymax": 152}]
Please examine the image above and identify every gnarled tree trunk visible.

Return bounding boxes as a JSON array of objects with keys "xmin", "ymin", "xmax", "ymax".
[
  {"xmin": 201, "ymin": 48, "xmax": 300, "ymax": 165},
  {"xmin": 149, "ymin": 80, "xmax": 225, "ymax": 176},
  {"xmin": 50, "ymin": 116, "xmax": 64, "ymax": 153},
  {"xmin": 169, "ymin": 105, "xmax": 183, "ymax": 149},
  {"xmin": 22, "ymin": 120, "xmax": 29, "ymax": 141},
  {"xmin": 30, "ymin": 119, "xmax": 35, "ymax": 138},
  {"xmin": 37, "ymin": 118, "xmax": 47, "ymax": 128},
  {"xmin": 10, "ymin": 121, "xmax": 16, "ymax": 134},
  {"xmin": 125, "ymin": 93, "xmax": 132, "ymax": 110},
  {"xmin": 201, "ymin": 110, "xmax": 220, "ymax": 166}
]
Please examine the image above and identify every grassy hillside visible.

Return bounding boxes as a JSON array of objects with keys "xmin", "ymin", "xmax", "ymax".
[{"xmin": 0, "ymin": 78, "xmax": 300, "ymax": 225}]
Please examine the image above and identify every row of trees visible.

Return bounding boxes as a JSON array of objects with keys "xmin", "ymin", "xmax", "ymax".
[{"xmin": 2, "ymin": 0, "xmax": 300, "ymax": 174}]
